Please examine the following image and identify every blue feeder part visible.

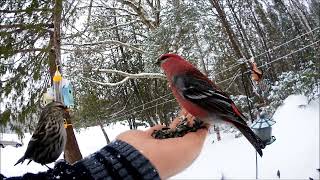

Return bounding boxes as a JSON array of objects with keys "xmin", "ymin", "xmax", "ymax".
[
  {"xmin": 251, "ymin": 111, "xmax": 276, "ymax": 145},
  {"xmin": 61, "ymin": 79, "xmax": 74, "ymax": 108}
]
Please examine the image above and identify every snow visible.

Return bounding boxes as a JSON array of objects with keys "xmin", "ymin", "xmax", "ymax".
[
  {"xmin": 1, "ymin": 95, "xmax": 319, "ymax": 179},
  {"xmin": 0, "ymin": 124, "xmax": 131, "ymax": 176},
  {"xmin": 173, "ymin": 95, "xmax": 319, "ymax": 179}
]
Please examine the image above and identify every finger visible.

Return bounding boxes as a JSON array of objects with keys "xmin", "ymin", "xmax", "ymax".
[
  {"xmin": 202, "ymin": 122, "xmax": 210, "ymax": 129},
  {"xmin": 169, "ymin": 108, "xmax": 189, "ymax": 128},
  {"xmin": 179, "ymin": 108, "xmax": 188, "ymax": 116},
  {"xmin": 183, "ymin": 127, "xmax": 208, "ymax": 144},
  {"xmin": 116, "ymin": 130, "xmax": 144, "ymax": 140},
  {"xmin": 145, "ymin": 124, "xmax": 165, "ymax": 135},
  {"xmin": 169, "ymin": 117, "xmax": 182, "ymax": 128},
  {"xmin": 185, "ymin": 115, "xmax": 196, "ymax": 126}
]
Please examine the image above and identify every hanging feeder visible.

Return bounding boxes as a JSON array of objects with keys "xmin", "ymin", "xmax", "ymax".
[
  {"xmin": 53, "ymin": 69, "xmax": 63, "ymax": 102},
  {"xmin": 61, "ymin": 79, "xmax": 74, "ymax": 108},
  {"xmin": 41, "ymin": 69, "xmax": 74, "ymax": 108},
  {"xmin": 251, "ymin": 111, "xmax": 276, "ymax": 146}
]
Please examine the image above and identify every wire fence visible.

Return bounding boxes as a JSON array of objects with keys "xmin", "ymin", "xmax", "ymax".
[{"xmin": 106, "ymin": 38, "xmax": 319, "ymax": 122}]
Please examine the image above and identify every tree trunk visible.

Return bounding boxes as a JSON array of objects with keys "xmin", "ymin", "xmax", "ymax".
[
  {"xmin": 193, "ymin": 33, "xmax": 208, "ymax": 75},
  {"xmin": 210, "ymin": 0, "xmax": 257, "ymax": 122},
  {"xmin": 290, "ymin": 0, "xmax": 313, "ymax": 39},
  {"xmin": 209, "ymin": 0, "xmax": 245, "ymax": 59},
  {"xmin": 64, "ymin": 118, "xmax": 83, "ymax": 164},
  {"xmin": 226, "ymin": 0, "xmax": 255, "ymax": 57},
  {"xmin": 98, "ymin": 121, "xmax": 110, "ymax": 144},
  {"xmin": 51, "ymin": 0, "xmax": 82, "ymax": 164},
  {"xmin": 249, "ymin": 1, "xmax": 277, "ymax": 82}
]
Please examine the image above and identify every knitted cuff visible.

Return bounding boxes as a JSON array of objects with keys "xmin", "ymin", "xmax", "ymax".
[{"xmin": 76, "ymin": 140, "xmax": 161, "ymax": 180}]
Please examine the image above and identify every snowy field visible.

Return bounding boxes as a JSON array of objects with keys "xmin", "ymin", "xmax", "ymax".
[{"xmin": 0, "ymin": 95, "xmax": 319, "ymax": 179}]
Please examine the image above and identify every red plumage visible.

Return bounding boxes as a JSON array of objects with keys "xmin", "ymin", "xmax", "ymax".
[{"xmin": 157, "ymin": 53, "xmax": 265, "ymax": 156}]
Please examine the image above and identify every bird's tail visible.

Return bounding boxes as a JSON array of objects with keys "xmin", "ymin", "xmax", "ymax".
[
  {"xmin": 233, "ymin": 121, "xmax": 265, "ymax": 157},
  {"xmin": 14, "ymin": 156, "xmax": 26, "ymax": 166}
]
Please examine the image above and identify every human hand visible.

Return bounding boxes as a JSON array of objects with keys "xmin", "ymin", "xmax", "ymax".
[{"xmin": 116, "ymin": 111, "xmax": 208, "ymax": 179}]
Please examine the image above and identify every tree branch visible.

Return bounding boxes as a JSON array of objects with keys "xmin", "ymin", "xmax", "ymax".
[
  {"xmin": 13, "ymin": 48, "xmax": 47, "ymax": 53},
  {"xmin": 82, "ymin": 76, "xmax": 131, "ymax": 87},
  {"xmin": 116, "ymin": 0, "xmax": 155, "ymax": 30},
  {"xmin": 96, "ymin": 69, "xmax": 166, "ymax": 78},
  {"xmin": 0, "ymin": 23, "xmax": 54, "ymax": 29},
  {"xmin": 0, "ymin": 8, "xmax": 53, "ymax": 13},
  {"xmin": 99, "ymin": 7, "xmax": 137, "ymax": 16},
  {"xmin": 63, "ymin": 40, "xmax": 146, "ymax": 53},
  {"xmin": 97, "ymin": 20, "xmax": 140, "ymax": 31},
  {"xmin": 81, "ymin": 69, "xmax": 166, "ymax": 87}
]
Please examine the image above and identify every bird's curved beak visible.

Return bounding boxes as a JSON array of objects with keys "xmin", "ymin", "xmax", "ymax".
[{"xmin": 155, "ymin": 58, "xmax": 161, "ymax": 66}]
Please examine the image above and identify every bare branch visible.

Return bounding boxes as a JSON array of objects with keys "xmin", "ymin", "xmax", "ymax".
[
  {"xmin": 82, "ymin": 76, "xmax": 131, "ymax": 87},
  {"xmin": 96, "ymin": 69, "xmax": 166, "ymax": 79},
  {"xmin": 13, "ymin": 48, "xmax": 47, "ymax": 53},
  {"xmin": 80, "ymin": 69, "xmax": 166, "ymax": 87},
  {"xmin": 78, "ymin": 0, "xmax": 93, "ymax": 33},
  {"xmin": 75, "ymin": 5, "xmax": 104, "ymax": 9},
  {"xmin": 146, "ymin": 0, "xmax": 156, "ymax": 12},
  {"xmin": 62, "ymin": 0, "xmax": 78, "ymax": 22},
  {"xmin": 0, "ymin": 48, "xmax": 47, "ymax": 59},
  {"xmin": 97, "ymin": 20, "xmax": 140, "ymax": 31},
  {"xmin": 98, "ymin": 7, "xmax": 137, "ymax": 16},
  {"xmin": 117, "ymin": 0, "xmax": 155, "ymax": 30}
]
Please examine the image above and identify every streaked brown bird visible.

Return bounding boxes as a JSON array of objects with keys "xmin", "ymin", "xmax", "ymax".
[{"xmin": 15, "ymin": 101, "xmax": 69, "ymax": 166}]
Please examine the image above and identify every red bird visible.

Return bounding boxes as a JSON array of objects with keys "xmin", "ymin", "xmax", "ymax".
[{"xmin": 157, "ymin": 53, "xmax": 265, "ymax": 156}]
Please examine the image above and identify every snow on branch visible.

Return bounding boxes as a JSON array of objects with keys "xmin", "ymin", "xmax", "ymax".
[
  {"xmin": 96, "ymin": 69, "xmax": 165, "ymax": 78},
  {"xmin": 81, "ymin": 69, "xmax": 166, "ymax": 87},
  {"xmin": 117, "ymin": 0, "xmax": 155, "ymax": 30},
  {"xmin": 97, "ymin": 20, "xmax": 140, "ymax": 31},
  {"xmin": 63, "ymin": 40, "xmax": 145, "ymax": 53}
]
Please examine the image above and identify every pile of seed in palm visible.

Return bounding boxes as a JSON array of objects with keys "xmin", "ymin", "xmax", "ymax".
[{"xmin": 151, "ymin": 118, "xmax": 204, "ymax": 139}]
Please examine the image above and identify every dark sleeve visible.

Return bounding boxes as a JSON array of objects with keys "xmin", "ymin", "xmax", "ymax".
[{"xmin": 4, "ymin": 140, "xmax": 161, "ymax": 180}]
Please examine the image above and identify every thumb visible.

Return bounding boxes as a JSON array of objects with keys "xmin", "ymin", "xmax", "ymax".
[{"xmin": 183, "ymin": 127, "xmax": 208, "ymax": 145}]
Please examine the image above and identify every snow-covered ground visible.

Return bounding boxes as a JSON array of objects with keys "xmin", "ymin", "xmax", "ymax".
[
  {"xmin": 0, "ymin": 95, "xmax": 319, "ymax": 179},
  {"xmin": 173, "ymin": 95, "xmax": 319, "ymax": 179}
]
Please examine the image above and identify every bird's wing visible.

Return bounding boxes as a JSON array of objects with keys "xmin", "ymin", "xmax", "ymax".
[
  {"xmin": 173, "ymin": 72, "xmax": 247, "ymax": 126},
  {"xmin": 23, "ymin": 118, "xmax": 47, "ymax": 158}
]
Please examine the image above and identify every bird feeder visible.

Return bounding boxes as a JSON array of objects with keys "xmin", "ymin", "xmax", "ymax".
[
  {"xmin": 251, "ymin": 111, "xmax": 276, "ymax": 146},
  {"xmin": 53, "ymin": 69, "xmax": 63, "ymax": 102},
  {"xmin": 42, "ymin": 69, "xmax": 74, "ymax": 108},
  {"xmin": 61, "ymin": 79, "xmax": 74, "ymax": 108}
]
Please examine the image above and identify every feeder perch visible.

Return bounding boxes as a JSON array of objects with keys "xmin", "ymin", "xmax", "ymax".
[{"xmin": 251, "ymin": 111, "xmax": 276, "ymax": 146}]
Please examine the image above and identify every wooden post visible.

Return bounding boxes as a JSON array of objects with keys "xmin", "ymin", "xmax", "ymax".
[{"xmin": 50, "ymin": 0, "xmax": 82, "ymax": 164}]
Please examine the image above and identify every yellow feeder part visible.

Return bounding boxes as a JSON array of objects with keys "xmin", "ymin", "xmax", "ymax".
[
  {"xmin": 64, "ymin": 119, "xmax": 70, "ymax": 128},
  {"xmin": 53, "ymin": 70, "xmax": 62, "ymax": 82}
]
